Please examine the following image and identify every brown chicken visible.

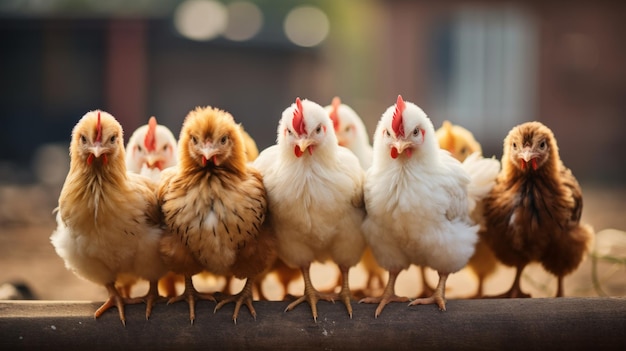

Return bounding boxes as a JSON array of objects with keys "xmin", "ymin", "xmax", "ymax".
[
  {"xmin": 436, "ymin": 120, "xmax": 499, "ymax": 298},
  {"xmin": 158, "ymin": 106, "xmax": 274, "ymax": 323},
  {"xmin": 481, "ymin": 121, "xmax": 594, "ymax": 297},
  {"xmin": 50, "ymin": 111, "xmax": 167, "ymax": 325}
]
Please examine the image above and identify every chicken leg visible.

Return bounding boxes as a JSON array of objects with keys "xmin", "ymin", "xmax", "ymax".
[
  {"xmin": 359, "ymin": 269, "xmax": 409, "ymax": 318},
  {"xmin": 215, "ymin": 277, "xmax": 257, "ymax": 324},
  {"xmin": 125, "ymin": 280, "xmax": 166, "ymax": 320},
  {"xmin": 410, "ymin": 271, "xmax": 448, "ymax": 311},
  {"xmin": 94, "ymin": 282, "xmax": 128, "ymax": 326},
  {"xmin": 285, "ymin": 264, "xmax": 336, "ymax": 322},
  {"xmin": 168, "ymin": 275, "xmax": 216, "ymax": 324},
  {"xmin": 489, "ymin": 265, "xmax": 531, "ymax": 298}
]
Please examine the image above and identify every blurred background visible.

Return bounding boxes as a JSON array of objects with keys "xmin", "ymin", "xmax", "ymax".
[{"xmin": 0, "ymin": 0, "xmax": 624, "ymax": 301}]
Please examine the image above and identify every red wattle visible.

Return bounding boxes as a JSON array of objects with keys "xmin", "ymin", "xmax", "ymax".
[
  {"xmin": 520, "ymin": 159, "xmax": 527, "ymax": 170},
  {"xmin": 391, "ymin": 147, "xmax": 399, "ymax": 159},
  {"xmin": 102, "ymin": 154, "xmax": 108, "ymax": 165},
  {"xmin": 87, "ymin": 154, "xmax": 94, "ymax": 165},
  {"xmin": 531, "ymin": 158, "xmax": 538, "ymax": 170},
  {"xmin": 308, "ymin": 146, "xmax": 314, "ymax": 155},
  {"xmin": 294, "ymin": 146, "xmax": 303, "ymax": 158},
  {"xmin": 213, "ymin": 155, "xmax": 219, "ymax": 165},
  {"xmin": 202, "ymin": 156, "xmax": 207, "ymax": 166}
]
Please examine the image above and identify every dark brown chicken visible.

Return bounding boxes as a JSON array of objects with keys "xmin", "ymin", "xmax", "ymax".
[{"xmin": 481, "ymin": 121, "xmax": 594, "ymax": 297}]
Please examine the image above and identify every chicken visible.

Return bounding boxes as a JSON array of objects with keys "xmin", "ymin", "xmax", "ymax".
[
  {"xmin": 436, "ymin": 120, "xmax": 482, "ymax": 161},
  {"xmin": 325, "ymin": 96, "xmax": 373, "ymax": 169},
  {"xmin": 158, "ymin": 106, "xmax": 273, "ymax": 323},
  {"xmin": 360, "ymin": 95, "xmax": 499, "ymax": 317},
  {"xmin": 50, "ymin": 110, "xmax": 168, "ymax": 325},
  {"xmin": 480, "ymin": 121, "xmax": 594, "ymax": 298},
  {"xmin": 123, "ymin": 116, "xmax": 180, "ymax": 298},
  {"xmin": 325, "ymin": 97, "xmax": 385, "ymax": 295},
  {"xmin": 435, "ymin": 120, "xmax": 499, "ymax": 298},
  {"xmin": 253, "ymin": 97, "xmax": 366, "ymax": 321},
  {"xmin": 125, "ymin": 116, "xmax": 177, "ymax": 181}
]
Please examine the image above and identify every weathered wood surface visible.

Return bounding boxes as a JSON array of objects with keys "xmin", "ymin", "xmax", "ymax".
[{"xmin": 0, "ymin": 298, "xmax": 624, "ymax": 350}]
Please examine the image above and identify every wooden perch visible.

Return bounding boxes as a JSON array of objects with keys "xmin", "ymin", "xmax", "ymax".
[{"xmin": 0, "ymin": 297, "xmax": 624, "ymax": 350}]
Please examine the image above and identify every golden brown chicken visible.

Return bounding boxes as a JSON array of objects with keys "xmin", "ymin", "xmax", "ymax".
[
  {"xmin": 435, "ymin": 120, "xmax": 499, "ymax": 298},
  {"xmin": 50, "ymin": 110, "xmax": 168, "ymax": 325},
  {"xmin": 158, "ymin": 106, "xmax": 274, "ymax": 323},
  {"xmin": 481, "ymin": 121, "xmax": 594, "ymax": 297}
]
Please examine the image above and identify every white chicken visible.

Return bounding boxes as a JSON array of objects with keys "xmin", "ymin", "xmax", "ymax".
[
  {"xmin": 325, "ymin": 96, "xmax": 373, "ymax": 169},
  {"xmin": 123, "ymin": 116, "xmax": 179, "ymax": 298},
  {"xmin": 360, "ymin": 95, "xmax": 498, "ymax": 317},
  {"xmin": 125, "ymin": 116, "xmax": 177, "ymax": 181},
  {"xmin": 253, "ymin": 97, "xmax": 366, "ymax": 321},
  {"xmin": 324, "ymin": 97, "xmax": 385, "ymax": 294}
]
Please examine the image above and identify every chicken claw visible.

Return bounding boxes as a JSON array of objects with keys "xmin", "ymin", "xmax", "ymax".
[
  {"xmin": 125, "ymin": 280, "xmax": 167, "ymax": 320},
  {"xmin": 94, "ymin": 282, "xmax": 128, "ymax": 326},
  {"xmin": 214, "ymin": 278, "xmax": 257, "ymax": 324},
  {"xmin": 359, "ymin": 270, "xmax": 408, "ymax": 318},
  {"xmin": 409, "ymin": 272, "xmax": 448, "ymax": 311},
  {"xmin": 285, "ymin": 267, "xmax": 335, "ymax": 322},
  {"xmin": 168, "ymin": 275, "xmax": 216, "ymax": 324}
]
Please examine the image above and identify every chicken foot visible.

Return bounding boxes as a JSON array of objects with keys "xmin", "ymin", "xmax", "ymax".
[
  {"xmin": 215, "ymin": 277, "xmax": 257, "ymax": 324},
  {"xmin": 409, "ymin": 271, "xmax": 448, "ymax": 311},
  {"xmin": 167, "ymin": 275, "xmax": 216, "ymax": 324},
  {"xmin": 125, "ymin": 280, "xmax": 166, "ymax": 320},
  {"xmin": 94, "ymin": 282, "xmax": 129, "ymax": 326},
  {"xmin": 285, "ymin": 265, "xmax": 336, "ymax": 322},
  {"xmin": 359, "ymin": 270, "xmax": 409, "ymax": 318}
]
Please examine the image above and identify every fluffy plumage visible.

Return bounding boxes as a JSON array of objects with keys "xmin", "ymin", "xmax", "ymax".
[
  {"xmin": 125, "ymin": 116, "xmax": 177, "ymax": 181},
  {"xmin": 361, "ymin": 95, "xmax": 498, "ymax": 317},
  {"xmin": 325, "ymin": 97, "xmax": 373, "ymax": 169},
  {"xmin": 254, "ymin": 97, "xmax": 366, "ymax": 321},
  {"xmin": 50, "ymin": 110, "xmax": 168, "ymax": 325},
  {"xmin": 435, "ymin": 121, "xmax": 500, "ymax": 298},
  {"xmin": 324, "ymin": 97, "xmax": 384, "ymax": 295},
  {"xmin": 158, "ymin": 106, "xmax": 273, "ymax": 323},
  {"xmin": 480, "ymin": 121, "xmax": 594, "ymax": 297},
  {"xmin": 436, "ymin": 120, "xmax": 482, "ymax": 161}
]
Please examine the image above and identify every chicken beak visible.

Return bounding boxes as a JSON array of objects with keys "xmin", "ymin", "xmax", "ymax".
[
  {"xmin": 145, "ymin": 155, "xmax": 158, "ymax": 168},
  {"xmin": 519, "ymin": 148, "xmax": 535, "ymax": 162},
  {"xmin": 200, "ymin": 145, "xmax": 220, "ymax": 166},
  {"xmin": 89, "ymin": 143, "xmax": 105, "ymax": 158},
  {"xmin": 297, "ymin": 139, "xmax": 315, "ymax": 155},
  {"xmin": 392, "ymin": 140, "xmax": 413, "ymax": 156}
]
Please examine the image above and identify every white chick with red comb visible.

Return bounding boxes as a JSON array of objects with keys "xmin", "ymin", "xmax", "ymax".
[
  {"xmin": 125, "ymin": 116, "xmax": 177, "ymax": 182},
  {"xmin": 360, "ymin": 95, "xmax": 498, "ymax": 317},
  {"xmin": 254, "ymin": 97, "xmax": 366, "ymax": 322}
]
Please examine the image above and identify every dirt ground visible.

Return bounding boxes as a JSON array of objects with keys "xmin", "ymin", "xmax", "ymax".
[{"xmin": 0, "ymin": 182, "xmax": 624, "ymax": 302}]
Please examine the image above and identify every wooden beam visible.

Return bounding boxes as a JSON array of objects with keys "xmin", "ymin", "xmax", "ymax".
[{"xmin": 1, "ymin": 298, "xmax": 624, "ymax": 350}]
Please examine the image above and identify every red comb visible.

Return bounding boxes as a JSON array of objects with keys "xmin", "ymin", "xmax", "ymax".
[
  {"xmin": 292, "ymin": 97, "xmax": 306, "ymax": 136},
  {"xmin": 329, "ymin": 96, "xmax": 341, "ymax": 132},
  {"xmin": 144, "ymin": 116, "xmax": 157, "ymax": 152},
  {"xmin": 95, "ymin": 111, "xmax": 102, "ymax": 143},
  {"xmin": 391, "ymin": 95, "xmax": 406, "ymax": 137}
]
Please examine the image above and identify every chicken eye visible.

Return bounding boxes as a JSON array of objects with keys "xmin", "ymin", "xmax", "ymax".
[
  {"xmin": 385, "ymin": 129, "xmax": 391, "ymax": 137},
  {"xmin": 460, "ymin": 147, "xmax": 468, "ymax": 155},
  {"xmin": 109, "ymin": 135, "xmax": 117, "ymax": 144},
  {"xmin": 344, "ymin": 125, "xmax": 352, "ymax": 133},
  {"xmin": 191, "ymin": 136, "xmax": 198, "ymax": 145},
  {"xmin": 163, "ymin": 145, "xmax": 168, "ymax": 151},
  {"xmin": 315, "ymin": 125, "xmax": 322, "ymax": 134},
  {"xmin": 413, "ymin": 127, "xmax": 420, "ymax": 136},
  {"xmin": 286, "ymin": 129, "xmax": 293, "ymax": 136},
  {"xmin": 220, "ymin": 135, "xmax": 228, "ymax": 145},
  {"xmin": 80, "ymin": 135, "xmax": 87, "ymax": 144},
  {"xmin": 512, "ymin": 142, "xmax": 517, "ymax": 149},
  {"xmin": 137, "ymin": 145, "xmax": 143, "ymax": 152},
  {"xmin": 539, "ymin": 141, "xmax": 546, "ymax": 150}
]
